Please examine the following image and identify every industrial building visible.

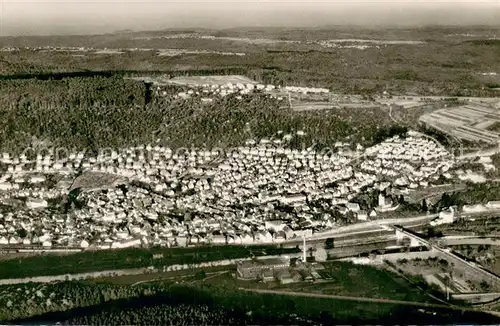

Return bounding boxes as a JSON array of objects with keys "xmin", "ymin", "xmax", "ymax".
[{"xmin": 236, "ymin": 256, "xmax": 291, "ymax": 280}]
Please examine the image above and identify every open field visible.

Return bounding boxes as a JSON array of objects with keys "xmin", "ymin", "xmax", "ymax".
[
  {"xmin": 306, "ymin": 261, "xmax": 431, "ymax": 302},
  {"xmin": 158, "ymin": 49, "xmax": 246, "ymax": 57},
  {"xmin": 167, "ymin": 75, "xmax": 258, "ymax": 86},
  {"xmin": 70, "ymin": 171, "xmax": 127, "ymax": 191},
  {"xmin": 161, "ymin": 259, "xmax": 433, "ymax": 304},
  {"xmin": 0, "ymin": 245, "xmax": 299, "ymax": 280},
  {"xmin": 6, "ymin": 280, "xmax": 499, "ymax": 325},
  {"xmin": 94, "ymin": 50, "xmax": 125, "ymax": 55},
  {"xmin": 291, "ymin": 101, "xmax": 380, "ymax": 111},
  {"xmin": 419, "ymin": 103, "xmax": 500, "ymax": 144},
  {"xmin": 388, "ymin": 100, "xmax": 461, "ymax": 127},
  {"xmin": 451, "ymin": 244, "xmax": 500, "ymax": 276},
  {"xmin": 1, "ymin": 27, "xmax": 500, "ymax": 96},
  {"xmin": 388, "ymin": 256, "xmax": 478, "ymax": 293},
  {"xmin": 290, "ymin": 103, "xmax": 337, "ymax": 111}
]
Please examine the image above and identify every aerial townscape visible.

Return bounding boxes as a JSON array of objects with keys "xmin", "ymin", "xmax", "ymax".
[
  {"xmin": 0, "ymin": 131, "xmax": 456, "ymax": 250},
  {"xmin": 1, "ymin": 2, "xmax": 500, "ymax": 325}
]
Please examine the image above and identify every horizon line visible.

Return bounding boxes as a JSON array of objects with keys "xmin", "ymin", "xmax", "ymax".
[{"xmin": 2, "ymin": 23, "xmax": 500, "ymax": 38}]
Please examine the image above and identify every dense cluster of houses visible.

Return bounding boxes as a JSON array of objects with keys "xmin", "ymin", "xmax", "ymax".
[
  {"xmin": 361, "ymin": 134, "xmax": 453, "ymax": 189},
  {"xmin": 166, "ymin": 83, "xmax": 329, "ymax": 102},
  {"xmin": 170, "ymin": 82, "xmax": 277, "ymax": 101},
  {"xmin": 0, "ymin": 133, "xmax": 462, "ymax": 250}
]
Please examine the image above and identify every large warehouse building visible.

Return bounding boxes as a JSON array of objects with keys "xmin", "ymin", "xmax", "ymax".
[{"xmin": 236, "ymin": 256, "xmax": 291, "ymax": 280}]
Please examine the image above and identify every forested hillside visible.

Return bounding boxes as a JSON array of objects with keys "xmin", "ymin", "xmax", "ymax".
[
  {"xmin": 0, "ymin": 75, "xmax": 400, "ymax": 153},
  {"xmin": 7, "ymin": 282, "xmax": 500, "ymax": 325},
  {"xmin": 2, "ymin": 26, "xmax": 500, "ymax": 96}
]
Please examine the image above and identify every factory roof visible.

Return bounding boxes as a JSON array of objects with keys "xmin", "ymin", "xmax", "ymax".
[{"xmin": 237, "ymin": 257, "xmax": 290, "ymax": 269}]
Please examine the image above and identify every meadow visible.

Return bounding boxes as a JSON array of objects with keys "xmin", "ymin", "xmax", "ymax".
[{"xmin": 0, "ymin": 245, "xmax": 299, "ymax": 279}]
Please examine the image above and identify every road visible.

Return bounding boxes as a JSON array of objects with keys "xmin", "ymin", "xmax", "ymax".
[
  {"xmin": 451, "ymin": 292, "xmax": 500, "ymax": 305},
  {"xmin": 301, "ymin": 214, "xmax": 437, "ymax": 243},
  {"xmin": 409, "ymin": 130, "xmax": 453, "ymax": 155},
  {"xmin": 388, "ymin": 104, "xmax": 402, "ymax": 124},
  {"xmin": 282, "ymin": 217, "xmax": 433, "ymax": 248}
]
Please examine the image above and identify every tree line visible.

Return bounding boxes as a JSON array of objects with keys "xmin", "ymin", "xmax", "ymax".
[{"xmin": 0, "ymin": 76, "xmax": 401, "ymax": 154}]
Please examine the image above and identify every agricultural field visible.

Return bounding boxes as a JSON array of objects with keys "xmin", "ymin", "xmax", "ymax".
[
  {"xmin": 200, "ymin": 260, "xmax": 436, "ymax": 304},
  {"xmin": 389, "ymin": 99, "xmax": 463, "ymax": 128},
  {"xmin": 451, "ymin": 244, "xmax": 500, "ymax": 276},
  {"xmin": 388, "ymin": 257, "xmax": 470, "ymax": 292},
  {"xmin": 419, "ymin": 103, "xmax": 500, "ymax": 145},
  {"xmin": 290, "ymin": 101, "xmax": 380, "ymax": 112},
  {"xmin": 293, "ymin": 261, "xmax": 432, "ymax": 302},
  {"xmin": 386, "ymin": 256, "xmax": 497, "ymax": 295},
  {"xmin": 434, "ymin": 217, "xmax": 500, "ymax": 237}
]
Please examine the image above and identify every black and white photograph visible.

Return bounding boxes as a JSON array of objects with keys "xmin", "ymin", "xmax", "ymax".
[{"xmin": 0, "ymin": 0, "xmax": 500, "ymax": 324}]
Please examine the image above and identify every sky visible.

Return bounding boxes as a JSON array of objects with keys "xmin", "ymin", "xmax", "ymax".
[{"xmin": 1, "ymin": 0, "xmax": 499, "ymax": 36}]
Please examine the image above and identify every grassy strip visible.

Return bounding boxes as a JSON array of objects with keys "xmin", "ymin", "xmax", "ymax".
[{"xmin": 0, "ymin": 245, "xmax": 299, "ymax": 279}]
